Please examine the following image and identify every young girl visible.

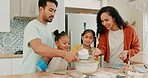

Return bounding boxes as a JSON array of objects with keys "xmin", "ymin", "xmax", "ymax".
[
  {"xmin": 36, "ymin": 30, "xmax": 71, "ymax": 72},
  {"xmin": 70, "ymin": 29, "xmax": 101, "ymax": 62}
]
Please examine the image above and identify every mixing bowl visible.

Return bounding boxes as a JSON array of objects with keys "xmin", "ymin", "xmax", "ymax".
[{"xmin": 75, "ymin": 60, "xmax": 98, "ymax": 74}]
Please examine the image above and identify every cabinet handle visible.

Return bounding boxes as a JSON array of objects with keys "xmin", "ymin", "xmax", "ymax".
[{"xmin": 84, "ymin": 22, "xmax": 86, "ymax": 30}]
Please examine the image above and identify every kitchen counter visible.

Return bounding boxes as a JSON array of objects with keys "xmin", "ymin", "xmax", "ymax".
[
  {"xmin": 0, "ymin": 65, "xmax": 147, "ymax": 78},
  {"xmin": 0, "ymin": 72, "xmax": 72, "ymax": 78},
  {"xmin": 0, "ymin": 54, "xmax": 23, "ymax": 58},
  {"xmin": 129, "ymin": 52, "xmax": 148, "ymax": 64},
  {"xmin": 0, "ymin": 67, "xmax": 128, "ymax": 78}
]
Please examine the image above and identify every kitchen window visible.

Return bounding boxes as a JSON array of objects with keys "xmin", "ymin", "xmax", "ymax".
[{"xmin": 144, "ymin": 13, "xmax": 148, "ymax": 53}]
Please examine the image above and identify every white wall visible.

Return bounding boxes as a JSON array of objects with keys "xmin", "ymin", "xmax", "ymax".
[
  {"xmin": 108, "ymin": 0, "xmax": 131, "ymax": 23},
  {"xmin": 130, "ymin": 9, "xmax": 144, "ymax": 51},
  {"xmin": 130, "ymin": 0, "xmax": 148, "ymax": 51}
]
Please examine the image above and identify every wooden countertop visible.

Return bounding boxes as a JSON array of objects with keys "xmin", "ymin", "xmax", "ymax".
[
  {"xmin": 0, "ymin": 72, "xmax": 72, "ymax": 78},
  {"xmin": 0, "ymin": 65, "xmax": 147, "ymax": 78},
  {"xmin": 0, "ymin": 68, "xmax": 128, "ymax": 78},
  {"xmin": 0, "ymin": 54, "xmax": 23, "ymax": 58},
  {"xmin": 0, "ymin": 67, "xmax": 148, "ymax": 78}
]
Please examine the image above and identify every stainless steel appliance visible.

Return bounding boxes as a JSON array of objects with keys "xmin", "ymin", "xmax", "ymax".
[{"xmin": 65, "ymin": 13, "xmax": 97, "ymax": 49}]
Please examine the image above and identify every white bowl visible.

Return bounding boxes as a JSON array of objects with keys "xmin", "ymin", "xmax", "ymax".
[{"xmin": 75, "ymin": 60, "xmax": 98, "ymax": 74}]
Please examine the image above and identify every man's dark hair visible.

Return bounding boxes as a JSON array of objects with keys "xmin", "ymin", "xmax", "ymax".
[{"xmin": 38, "ymin": 0, "xmax": 58, "ymax": 8}]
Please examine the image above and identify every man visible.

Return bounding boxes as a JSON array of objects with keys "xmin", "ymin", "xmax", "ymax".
[{"xmin": 22, "ymin": 0, "xmax": 79, "ymax": 74}]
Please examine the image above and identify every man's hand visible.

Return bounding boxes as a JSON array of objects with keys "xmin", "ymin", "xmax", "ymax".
[
  {"xmin": 63, "ymin": 52, "xmax": 79, "ymax": 62},
  {"xmin": 92, "ymin": 48, "xmax": 102, "ymax": 57},
  {"xmin": 119, "ymin": 50, "xmax": 128, "ymax": 61}
]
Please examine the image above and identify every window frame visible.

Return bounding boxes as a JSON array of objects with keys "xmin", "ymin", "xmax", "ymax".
[{"xmin": 143, "ymin": 13, "xmax": 148, "ymax": 53}]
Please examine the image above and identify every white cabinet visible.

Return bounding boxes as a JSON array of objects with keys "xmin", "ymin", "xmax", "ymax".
[
  {"xmin": 64, "ymin": 0, "xmax": 101, "ymax": 9},
  {"xmin": 11, "ymin": 58, "xmax": 23, "ymax": 75},
  {"xmin": 10, "ymin": 0, "xmax": 38, "ymax": 19},
  {"xmin": 21, "ymin": 0, "xmax": 38, "ymax": 17},
  {"xmin": 0, "ymin": 0, "xmax": 10, "ymax": 32},
  {"xmin": 11, "ymin": 0, "xmax": 65, "ymax": 32},
  {"xmin": 0, "ymin": 58, "xmax": 11, "ymax": 75},
  {"xmin": 64, "ymin": 0, "xmax": 83, "ymax": 8},
  {"xmin": 0, "ymin": 57, "xmax": 23, "ymax": 76},
  {"xmin": 83, "ymin": 0, "xmax": 101, "ymax": 9},
  {"xmin": 101, "ymin": 0, "xmax": 108, "ymax": 7},
  {"xmin": 10, "ymin": 0, "xmax": 21, "ymax": 19}
]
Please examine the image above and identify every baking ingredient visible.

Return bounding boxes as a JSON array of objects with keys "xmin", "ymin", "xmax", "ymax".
[{"xmin": 78, "ymin": 49, "xmax": 89, "ymax": 59}]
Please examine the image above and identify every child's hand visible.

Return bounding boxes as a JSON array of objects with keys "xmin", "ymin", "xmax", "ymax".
[
  {"xmin": 38, "ymin": 70, "xmax": 43, "ymax": 73},
  {"xmin": 75, "ymin": 50, "xmax": 79, "ymax": 56},
  {"xmin": 92, "ymin": 48, "xmax": 102, "ymax": 57},
  {"xmin": 119, "ymin": 50, "xmax": 128, "ymax": 61},
  {"xmin": 78, "ymin": 46, "xmax": 83, "ymax": 51},
  {"xmin": 74, "ymin": 46, "xmax": 84, "ymax": 56},
  {"xmin": 68, "ymin": 67, "xmax": 74, "ymax": 70}
]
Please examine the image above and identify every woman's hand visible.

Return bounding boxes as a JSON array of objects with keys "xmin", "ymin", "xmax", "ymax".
[
  {"xmin": 119, "ymin": 50, "xmax": 128, "ymax": 61},
  {"xmin": 119, "ymin": 65, "xmax": 134, "ymax": 71},
  {"xmin": 92, "ymin": 48, "xmax": 102, "ymax": 57}
]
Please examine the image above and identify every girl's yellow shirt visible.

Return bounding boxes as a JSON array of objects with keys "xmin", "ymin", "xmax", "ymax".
[{"xmin": 70, "ymin": 45, "xmax": 100, "ymax": 63}]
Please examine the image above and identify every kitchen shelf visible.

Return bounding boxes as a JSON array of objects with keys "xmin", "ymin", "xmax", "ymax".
[
  {"xmin": 65, "ymin": 7, "xmax": 99, "ymax": 14},
  {"xmin": 0, "ymin": 54, "xmax": 23, "ymax": 58},
  {"xmin": 13, "ymin": 16, "xmax": 37, "ymax": 20}
]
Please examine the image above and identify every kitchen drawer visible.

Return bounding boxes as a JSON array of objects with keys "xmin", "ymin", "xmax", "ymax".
[
  {"xmin": 11, "ymin": 58, "xmax": 23, "ymax": 75},
  {"xmin": 0, "ymin": 57, "xmax": 23, "ymax": 75},
  {"xmin": 0, "ymin": 58, "xmax": 11, "ymax": 75}
]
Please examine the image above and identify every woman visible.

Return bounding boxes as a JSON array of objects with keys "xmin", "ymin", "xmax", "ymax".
[{"xmin": 94, "ymin": 6, "xmax": 140, "ymax": 66}]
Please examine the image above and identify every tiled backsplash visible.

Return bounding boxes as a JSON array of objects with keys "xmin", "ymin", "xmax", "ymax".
[{"xmin": 0, "ymin": 19, "xmax": 31, "ymax": 54}]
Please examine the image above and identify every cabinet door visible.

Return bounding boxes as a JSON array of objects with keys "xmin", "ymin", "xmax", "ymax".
[
  {"xmin": 64, "ymin": 0, "xmax": 83, "ymax": 8},
  {"xmin": 65, "ymin": 0, "xmax": 101, "ymax": 9},
  {"xmin": 0, "ymin": 58, "xmax": 11, "ymax": 75},
  {"xmin": 83, "ymin": 0, "xmax": 101, "ymax": 9},
  {"xmin": 0, "ymin": 0, "xmax": 10, "ymax": 32},
  {"xmin": 10, "ymin": 0, "xmax": 20, "ymax": 19},
  {"xmin": 11, "ymin": 58, "xmax": 23, "ymax": 75},
  {"xmin": 21, "ymin": 0, "xmax": 38, "ymax": 17},
  {"xmin": 102, "ymin": 0, "xmax": 108, "ymax": 7}
]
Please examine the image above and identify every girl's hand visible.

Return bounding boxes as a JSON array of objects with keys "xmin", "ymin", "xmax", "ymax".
[
  {"xmin": 92, "ymin": 48, "xmax": 102, "ymax": 57},
  {"xmin": 75, "ymin": 46, "xmax": 84, "ymax": 56},
  {"xmin": 74, "ymin": 46, "xmax": 83, "ymax": 56},
  {"xmin": 68, "ymin": 67, "xmax": 74, "ymax": 70},
  {"xmin": 75, "ymin": 50, "xmax": 79, "ymax": 56},
  {"xmin": 119, "ymin": 50, "xmax": 128, "ymax": 61}
]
